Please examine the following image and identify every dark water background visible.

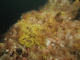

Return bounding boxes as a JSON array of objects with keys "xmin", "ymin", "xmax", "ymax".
[{"xmin": 0, "ymin": 0, "xmax": 48, "ymax": 35}]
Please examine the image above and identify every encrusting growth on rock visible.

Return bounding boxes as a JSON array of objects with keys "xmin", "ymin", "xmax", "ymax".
[{"xmin": 0, "ymin": 0, "xmax": 80, "ymax": 60}]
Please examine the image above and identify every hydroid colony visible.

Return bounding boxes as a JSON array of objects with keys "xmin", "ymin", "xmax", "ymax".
[{"xmin": 0, "ymin": 0, "xmax": 80, "ymax": 60}]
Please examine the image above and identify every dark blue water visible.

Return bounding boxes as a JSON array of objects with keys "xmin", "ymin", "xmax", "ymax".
[{"xmin": 0, "ymin": 0, "xmax": 48, "ymax": 34}]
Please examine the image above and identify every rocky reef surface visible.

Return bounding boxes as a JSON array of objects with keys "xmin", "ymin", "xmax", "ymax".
[{"xmin": 0, "ymin": 0, "xmax": 80, "ymax": 60}]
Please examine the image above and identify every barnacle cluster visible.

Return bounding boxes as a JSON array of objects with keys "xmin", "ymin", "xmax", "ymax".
[{"xmin": 0, "ymin": 0, "xmax": 80, "ymax": 60}]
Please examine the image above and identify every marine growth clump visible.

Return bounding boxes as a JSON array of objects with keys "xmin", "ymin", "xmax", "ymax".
[{"xmin": 0, "ymin": 0, "xmax": 80, "ymax": 60}]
